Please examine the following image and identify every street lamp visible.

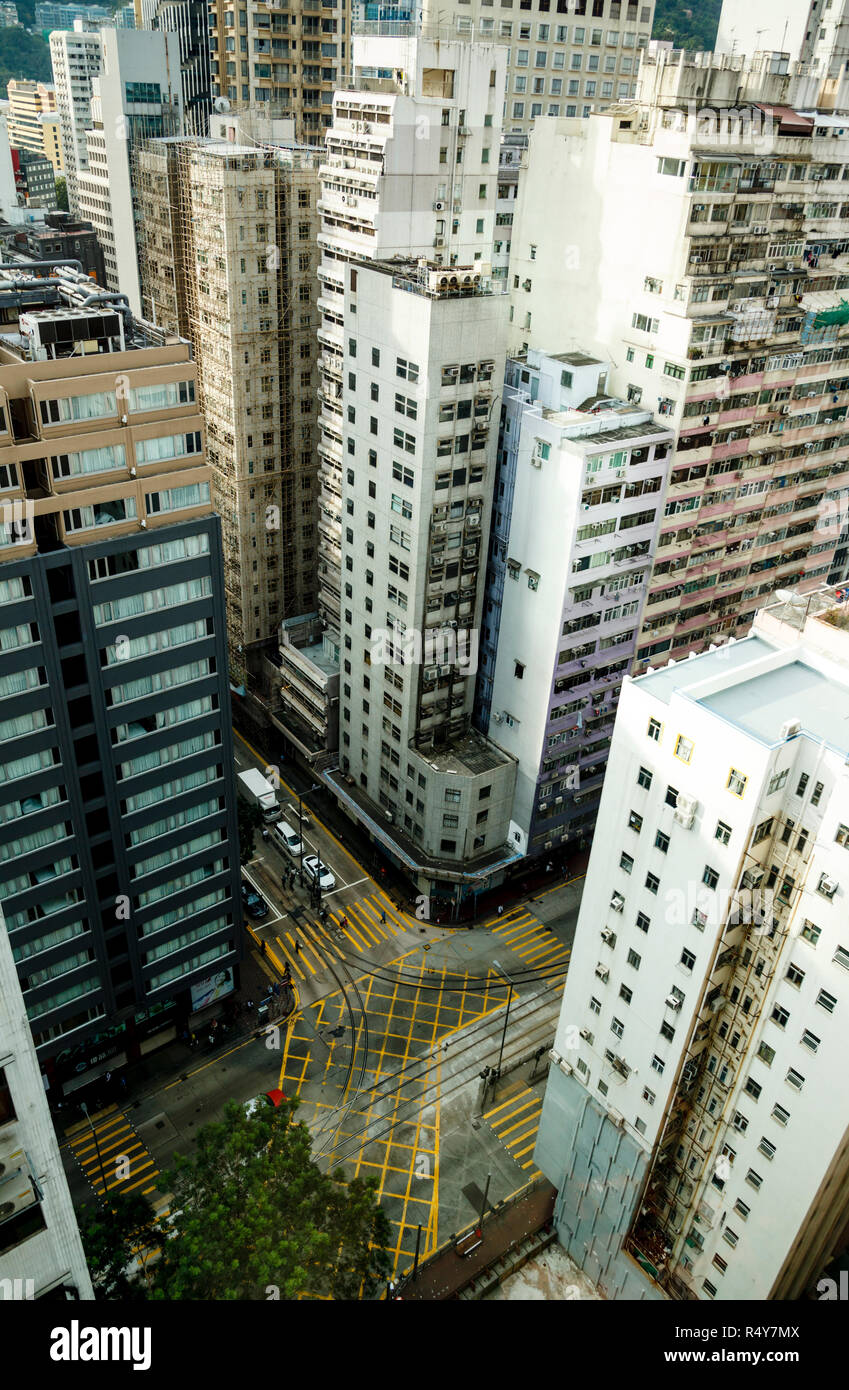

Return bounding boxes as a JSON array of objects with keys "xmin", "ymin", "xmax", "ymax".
[{"xmin": 491, "ymin": 958, "xmax": 515, "ymax": 1085}]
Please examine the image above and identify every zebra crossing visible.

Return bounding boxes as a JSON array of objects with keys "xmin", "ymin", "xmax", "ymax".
[
  {"xmin": 484, "ymin": 1084, "xmax": 544, "ymax": 1176},
  {"xmin": 489, "ymin": 907, "xmax": 571, "ymax": 972},
  {"xmin": 272, "ymin": 891, "xmax": 414, "ymax": 980},
  {"xmin": 65, "ymin": 1104, "xmax": 160, "ymax": 1200}
]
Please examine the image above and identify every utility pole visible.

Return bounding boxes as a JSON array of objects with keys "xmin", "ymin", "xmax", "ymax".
[
  {"xmin": 80, "ymin": 1100, "xmax": 109, "ymax": 1199},
  {"xmin": 492, "ymin": 959, "xmax": 515, "ymax": 1085},
  {"xmin": 477, "ymin": 1172, "xmax": 492, "ymax": 1235}
]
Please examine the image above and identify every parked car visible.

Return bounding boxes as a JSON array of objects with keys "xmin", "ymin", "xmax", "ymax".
[
  {"xmin": 302, "ymin": 855, "xmax": 336, "ymax": 892},
  {"xmin": 241, "ymin": 880, "xmax": 269, "ymax": 920},
  {"xmin": 272, "ymin": 819, "xmax": 303, "ymax": 858}
]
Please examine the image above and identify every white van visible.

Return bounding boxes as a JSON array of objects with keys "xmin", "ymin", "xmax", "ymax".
[{"xmin": 273, "ymin": 819, "xmax": 303, "ymax": 858}]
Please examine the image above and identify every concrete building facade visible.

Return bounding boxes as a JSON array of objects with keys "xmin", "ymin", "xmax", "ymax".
[
  {"xmin": 136, "ymin": 129, "xmax": 321, "ymax": 693},
  {"xmin": 536, "ymin": 586, "xmax": 849, "ymax": 1301},
  {"xmin": 207, "ymin": 0, "xmax": 352, "ymax": 146},
  {"xmin": 76, "ymin": 27, "xmax": 183, "ymax": 315},
  {"xmin": 136, "ymin": 0, "xmax": 213, "ymax": 135},
  {"xmin": 419, "ymin": 0, "xmax": 654, "ymax": 136},
  {"xmin": 505, "ymin": 50, "xmax": 849, "ymax": 669},
  {"xmin": 0, "ymin": 267, "xmax": 242, "ymax": 1098},
  {"xmin": 0, "ymin": 911, "xmax": 93, "ymax": 1300},
  {"xmin": 477, "ymin": 347, "xmax": 674, "ymax": 860},
  {"xmin": 6, "ymin": 81, "xmax": 64, "ymax": 176},
  {"xmin": 322, "ymin": 257, "xmax": 517, "ymax": 900},
  {"xmin": 49, "ymin": 24, "xmax": 102, "ymax": 219}
]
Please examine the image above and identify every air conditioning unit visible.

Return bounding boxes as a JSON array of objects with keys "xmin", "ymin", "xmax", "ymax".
[
  {"xmin": 432, "ymin": 521, "xmax": 447, "ymax": 534},
  {"xmin": 665, "ymin": 994, "xmax": 682, "ymax": 1011},
  {"xmin": 433, "ymin": 236, "xmax": 445, "ymax": 248},
  {"xmin": 579, "ymin": 1027, "xmax": 592, "ymax": 1041},
  {"xmin": 818, "ymin": 873, "xmax": 838, "ymax": 898},
  {"xmin": 600, "ymin": 927, "xmax": 616, "ymax": 943},
  {"xmin": 345, "ymin": 195, "xmax": 357, "ymax": 206},
  {"xmin": 492, "ymin": 711, "xmax": 503, "ymax": 723},
  {"xmin": 467, "ymin": 514, "xmax": 480, "ymax": 527},
  {"xmin": 674, "ymin": 793, "xmax": 698, "ymax": 829},
  {"xmin": 608, "ymin": 1110, "xmax": 625, "ymax": 1129},
  {"xmin": 0, "ymin": 1146, "xmax": 37, "ymax": 1219},
  {"xmin": 752, "ymin": 225, "xmax": 767, "ymax": 235},
  {"xmin": 595, "ymin": 964, "xmax": 609, "ymax": 982},
  {"xmin": 741, "ymin": 866, "xmax": 764, "ymax": 889},
  {"xmin": 459, "ymin": 125, "xmax": 472, "ymax": 136},
  {"xmin": 438, "ymin": 663, "xmax": 452, "ymax": 675},
  {"xmin": 780, "ymin": 718, "xmax": 801, "ymax": 740},
  {"xmin": 424, "ymin": 666, "xmax": 438, "ymax": 681},
  {"xmin": 433, "ymin": 200, "xmax": 445, "ymax": 211},
  {"xmin": 610, "ymin": 892, "xmax": 625, "ymax": 912},
  {"xmin": 781, "ymin": 405, "xmax": 791, "ymax": 415}
]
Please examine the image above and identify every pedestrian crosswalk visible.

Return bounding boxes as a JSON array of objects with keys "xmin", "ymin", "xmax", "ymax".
[
  {"xmin": 272, "ymin": 891, "xmax": 413, "ymax": 981},
  {"xmin": 65, "ymin": 1104, "xmax": 160, "ymax": 1199},
  {"xmin": 489, "ymin": 907, "xmax": 571, "ymax": 972},
  {"xmin": 484, "ymin": 1085, "xmax": 543, "ymax": 1177}
]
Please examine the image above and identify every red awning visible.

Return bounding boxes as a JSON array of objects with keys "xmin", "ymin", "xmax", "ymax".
[
  {"xmin": 754, "ymin": 104, "xmax": 814, "ymax": 135},
  {"xmin": 265, "ymin": 1089, "xmax": 287, "ymax": 1108}
]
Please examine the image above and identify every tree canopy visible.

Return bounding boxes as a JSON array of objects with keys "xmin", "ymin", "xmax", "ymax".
[
  {"xmin": 78, "ymin": 1192, "xmax": 162, "ymax": 1301},
  {"xmin": 150, "ymin": 1098, "xmax": 392, "ymax": 1300},
  {"xmin": 652, "ymin": 0, "xmax": 721, "ymax": 52},
  {"xmin": 0, "ymin": 29, "xmax": 51, "ymax": 90}
]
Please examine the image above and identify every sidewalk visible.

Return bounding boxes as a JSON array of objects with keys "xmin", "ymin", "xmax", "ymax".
[{"xmin": 399, "ymin": 1179, "xmax": 557, "ymax": 1300}]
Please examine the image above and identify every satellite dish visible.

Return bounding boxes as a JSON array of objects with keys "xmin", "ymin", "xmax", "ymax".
[
  {"xmin": 213, "ymin": 97, "xmax": 231, "ymax": 113},
  {"xmin": 775, "ymin": 589, "xmax": 795, "ymax": 603}
]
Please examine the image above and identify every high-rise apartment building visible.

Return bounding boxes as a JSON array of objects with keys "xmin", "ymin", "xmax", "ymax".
[
  {"xmin": 0, "ymin": 910, "xmax": 93, "ymax": 1299},
  {"xmin": 49, "ymin": 24, "xmax": 102, "ymax": 219},
  {"xmin": 0, "ymin": 267, "xmax": 241, "ymax": 1100},
  {"xmin": 206, "ymin": 0, "xmax": 351, "ymax": 146},
  {"xmin": 136, "ymin": 0, "xmax": 212, "ymax": 135},
  {"xmin": 37, "ymin": 4, "xmax": 113, "ymax": 31},
  {"xmin": 314, "ymin": 30, "xmax": 506, "ymax": 644},
  {"xmin": 77, "ymin": 27, "xmax": 183, "ymax": 315},
  {"xmin": 716, "ymin": 0, "xmax": 849, "ymax": 83},
  {"xmin": 6, "ymin": 81, "xmax": 64, "ymax": 176},
  {"xmin": 506, "ymin": 49, "xmax": 849, "ymax": 669},
  {"xmin": 419, "ymin": 0, "xmax": 654, "ymax": 135},
  {"xmin": 321, "ymin": 257, "xmax": 517, "ymax": 900},
  {"xmin": 537, "ymin": 586, "xmax": 849, "ymax": 1301},
  {"xmin": 136, "ymin": 126, "xmax": 321, "ymax": 693},
  {"xmin": 477, "ymin": 347, "xmax": 674, "ymax": 860}
]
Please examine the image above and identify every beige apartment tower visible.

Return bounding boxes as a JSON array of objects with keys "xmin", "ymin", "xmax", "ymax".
[{"xmin": 137, "ymin": 129, "xmax": 322, "ymax": 693}]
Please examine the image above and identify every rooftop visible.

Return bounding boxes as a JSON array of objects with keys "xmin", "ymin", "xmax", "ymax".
[{"xmin": 551, "ymin": 351, "xmax": 603, "ymax": 367}]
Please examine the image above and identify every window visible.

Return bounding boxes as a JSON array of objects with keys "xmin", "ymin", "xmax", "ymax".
[
  {"xmin": 647, "ymin": 717, "xmax": 662, "ymax": 742},
  {"xmin": 665, "ymin": 786, "xmax": 678, "ymax": 808},
  {"xmin": 680, "ymin": 948, "xmax": 696, "ymax": 971},
  {"xmin": 627, "ymin": 948, "xmax": 641, "ymax": 970},
  {"xmin": 715, "ymin": 820, "xmax": 732, "ymax": 846},
  {"xmin": 833, "ymin": 946, "xmax": 849, "ymax": 971},
  {"xmin": 727, "ymin": 768, "xmax": 748, "ymax": 797},
  {"xmin": 651, "ymin": 1054, "xmax": 665, "ymax": 1074},
  {"xmin": 786, "ymin": 1067, "xmax": 805, "ymax": 1090},
  {"xmin": 772, "ymin": 1103, "xmax": 790, "ymax": 1127},
  {"xmin": 768, "ymin": 769, "xmax": 789, "ymax": 795},
  {"xmin": 703, "ymin": 865, "xmax": 719, "ymax": 890},
  {"xmin": 611, "ymin": 1017, "xmax": 624, "ymax": 1038},
  {"xmin": 758, "ymin": 1137, "xmax": 776, "ymax": 1160},
  {"xmin": 811, "ymin": 781, "xmax": 824, "ymax": 806},
  {"xmin": 801, "ymin": 1030, "xmax": 821, "ymax": 1052},
  {"xmin": 734, "ymin": 1199, "xmax": 750, "ymax": 1220},
  {"xmin": 753, "ymin": 818, "xmax": 773, "ymax": 845},
  {"xmin": 589, "ymin": 995, "xmax": 601, "ymax": 1015},
  {"xmin": 619, "ymin": 984, "xmax": 632, "ymax": 1004},
  {"xmin": 620, "ymin": 851, "xmax": 634, "ymax": 873},
  {"xmin": 636, "ymin": 912, "xmax": 650, "ymax": 933},
  {"xmin": 801, "ymin": 920, "xmax": 821, "ymax": 946},
  {"xmin": 674, "ymin": 734, "xmax": 693, "ymax": 763},
  {"xmin": 628, "ymin": 810, "xmax": 643, "ymax": 833},
  {"xmin": 771, "ymin": 1005, "xmax": 789, "ymax": 1029},
  {"xmin": 745, "ymin": 1169, "xmax": 763, "ymax": 1191},
  {"xmin": 817, "ymin": 989, "xmax": 837, "ymax": 1014},
  {"xmin": 660, "ymin": 1020, "xmax": 675, "ymax": 1041},
  {"xmin": 655, "ymin": 831, "xmax": 670, "ymax": 854},
  {"xmin": 645, "ymin": 873, "xmax": 660, "ymax": 895},
  {"xmin": 785, "ymin": 962, "xmax": 805, "ymax": 987},
  {"xmin": 642, "ymin": 1086, "xmax": 655, "ymax": 1105},
  {"xmin": 637, "ymin": 766, "xmax": 653, "ymax": 789}
]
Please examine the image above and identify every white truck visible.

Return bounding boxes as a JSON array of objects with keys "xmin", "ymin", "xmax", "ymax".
[{"xmin": 237, "ymin": 767, "xmax": 281, "ymax": 823}]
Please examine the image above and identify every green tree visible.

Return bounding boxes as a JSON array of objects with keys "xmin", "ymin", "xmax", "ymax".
[
  {"xmin": 0, "ymin": 29, "xmax": 52, "ymax": 89},
  {"xmin": 652, "ymin": 0, "xmax": 721, "ymax": 52},
  {"xmin": 151, "ymin": 1098, "xmax": 392, "ymax": 1300},
  {"xmin": 237, "ymin": 796, "xmax": 262, "ymax": 865},
  {"xmin": 54, "ymin": 176, "xmax": 68, "ymax": 212},
  {"xmin": 78, "ymin": 1193, "xmax": 163, "ymax": 1300}
]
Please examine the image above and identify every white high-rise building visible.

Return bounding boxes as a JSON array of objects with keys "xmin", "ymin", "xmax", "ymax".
[
  {"xmin": 477, "ymin": 348, "xmax": 675, "ymax": 860},
  {"xmin": 0, "ymin": 908, "xmax": 93, "ymax": 1301},
  {"xmin": 76, "ymin": 27, "xmax": 182, "ymax": 313},
  {"xmin": 716, "ymin": 0, "xmax": 849, "ymax": 84},
  {"xmin": 314, "ymin": 29, "xmax": 507, "ymax": 639},
  {"xmin": 536, "ymin": 585, "xmax": 849, "ymax": 1300},
  {"xmin": 49, "ymin": 23, "xmax": 102, "ymax": 218},
  {"xmin": 322, "ymin": 257, "xmax": 517, "ymax": 900}
]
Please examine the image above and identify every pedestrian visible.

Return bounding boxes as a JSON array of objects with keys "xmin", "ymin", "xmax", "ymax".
[
  {"xmin": 294, "ymin": 939, "xmax": 301, "ymax": 954},
  {"xmin": 207, "ymin": 1032, "xmax": 215, "ymax": 1047},
  {"xmin": 380, "ymin": 910, "xmax": 386, "ymax": 924},
  {"xmin": 246, "ymin": 998, "xmax": 254, "ymax": 1011},
  {"xmin": 546, "ymin": 861, "xmax": 553, "ymax": 874},
  {"xmin": 261, "ymin": 827, "xmax": 269, "ymax": 842},
  {"xmin": 260, "ymin": 939, "xmax": 267, "ymax": 955},
  {"xmin": 497, "ymin": 904, "xmax": 504, "ymax": 917}
]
